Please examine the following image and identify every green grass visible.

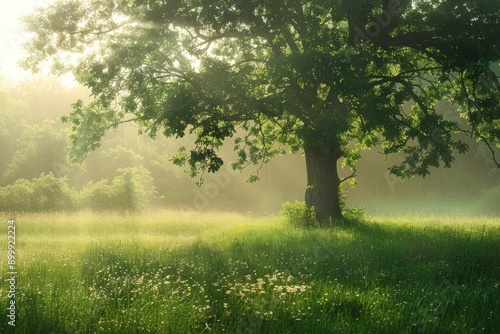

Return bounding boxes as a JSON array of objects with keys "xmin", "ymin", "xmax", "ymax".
[{"xmin": 1, "ymin": 211, "xmax": 499, "ymax": 333}]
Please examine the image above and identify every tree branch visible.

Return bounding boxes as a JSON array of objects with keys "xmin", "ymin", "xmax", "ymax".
[
  {"xmin": 477, "ymin": 135, "xmax": 500, "ymax": 168},
  {"xmin": 340, "ymin": 168, "xmax": 357, "ymax": 184}
]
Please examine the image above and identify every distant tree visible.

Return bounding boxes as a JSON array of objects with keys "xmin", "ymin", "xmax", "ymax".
[
  {"xmin": 23, "ymin": 0, "xmax": 500, "ymax": 224},
  {"xmin": 80, "ymin": 167, "xmax": 155, "ymax": 212},
  {"xmin": 81, "ymin": 145, "xmax": 144, "ymax": 183},
  {"xmin": 11, "ymin": 77, "xmax": 91, "ymax": 125},
  {"xmin": 2, "ymin": 120, "xmax": 69, "ymax": 184},
  {"xmin": 0, "ymin": 78, "xmax": 27, "ymax": 178},
  {"xmin": 1, "ymin": 77, "xmax": 91, "ymax": 186}
]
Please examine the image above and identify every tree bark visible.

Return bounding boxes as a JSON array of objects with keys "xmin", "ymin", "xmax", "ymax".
[{"xmin": 304, "ymin": 141, "xmax": 344, "ymax": 225}]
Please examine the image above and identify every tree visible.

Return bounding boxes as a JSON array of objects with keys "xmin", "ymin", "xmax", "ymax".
[
  {"xmin": 22, "ymin": 0, "xmax": 500, "ymax": 224},
  {"xmin": 80, "ymin": 167, "xmax": 155, "ymax": 212},
  {"xmin": 11, "ymin": 77, "xmax": 91, "ymax": 125},
  {"xmin": 0, "ymin": 78, "xmax": 27, "ymax": 179},
  {"xmin": 2, "ymin": 120, "xmax": 69, "ymax": 184}
]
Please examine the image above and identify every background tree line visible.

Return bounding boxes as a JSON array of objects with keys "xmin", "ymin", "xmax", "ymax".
[
  {"xmin": 0, "ymin": 76, "xmax": 498, "ymax": 214},
  {"xmin": 19, "ymin": 0, "xmax": 500, "ymax": 223}
]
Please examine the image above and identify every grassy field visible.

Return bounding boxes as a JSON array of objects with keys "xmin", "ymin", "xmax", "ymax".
[{"xmin": 0, "ymin": 211, "xmax": 499, "ymax": 333}]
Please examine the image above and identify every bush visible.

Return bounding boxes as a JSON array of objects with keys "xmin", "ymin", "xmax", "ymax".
[
  {"xmin": 281, "ymin": 201, "xmax": 319, "ymax": 228},
  {"xmin": 0, "ymin": 179, "xmax": 34, "ymax": 212},
  {"xmin": 80, "ymin": 180, "xmax": 118, "ymax": 211},
  {"xmin": 281, "ymin": 199, "xmax": 365, "ymax": 228},
  {"xmin": 0, "ymin": 168, "xmax": 156, "ymax": 213},
  {"xmin": 112, "ymin": 167, "xmax": 155, "ymax": 212},
  {"xmin": 80, "ymin": 167, "xmax": 156, "ymax": 212},
  {"xmin": 0, "ymin": 173, "xmax": 76, "ymax": 212}
]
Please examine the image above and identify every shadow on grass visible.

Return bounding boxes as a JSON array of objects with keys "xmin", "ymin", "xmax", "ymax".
[
  {"xmin": 69, "ymin": 216, "xmax": 500, "ymax": 333},
  {"xmin": 4, "ymin": 214, "xmax": 498, "ymax": 333}
]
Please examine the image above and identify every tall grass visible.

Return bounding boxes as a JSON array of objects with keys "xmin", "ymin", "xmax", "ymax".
[{"xmin": 0, "ymin": 211, "xmax": 498, "ymax": 333}]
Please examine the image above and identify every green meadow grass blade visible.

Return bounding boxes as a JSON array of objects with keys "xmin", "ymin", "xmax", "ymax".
[{"xmin": 0, "ymin": 211, "xmax": 498, "ymax": 333}]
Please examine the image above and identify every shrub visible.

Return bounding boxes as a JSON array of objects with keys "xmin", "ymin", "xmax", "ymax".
[
  {"xmin": 0, "ymin": 179, "xmax": 34, "ymax": 212},
  {"xmin": 0, "ymin": 173, "xmax": 76, "ymax": 212},
  {"xmin": 0, "ymin": 168, "xmax": 156, "ymax": 213},
  {"xmin": 80, "ymin": 179, "xmax": 117, "ymax": 211},
  {"xmin": 281, "ymin": 201, "xmax": 319, "ymax": 228},
  {"xmin": 281, "ymin": 199, "xmax": 365, "ymax": 228},
  {"xmin": 112, "ymin": 167, "xmax": 155, "ymax": 212},
  {"xmin": 80, "ymin": 167, "xmax": 156, "ymax": 212},
  {"xmin": 33, "ymin": 173, "xmax": 77, "ymax": 211}
]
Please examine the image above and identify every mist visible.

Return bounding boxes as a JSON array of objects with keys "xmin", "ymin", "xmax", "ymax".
[{"xmin": 1, "ymin": 76, "xmax": 498, "ymax": 217}]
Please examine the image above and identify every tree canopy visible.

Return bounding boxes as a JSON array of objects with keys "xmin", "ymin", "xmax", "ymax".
[{"xmin": 22, "ymin": 0, "xmax": 500, "ymax": 223}]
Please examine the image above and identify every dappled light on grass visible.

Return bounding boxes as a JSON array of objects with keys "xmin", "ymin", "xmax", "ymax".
[{"xmin": 0, "ymin": 211, "xmax": 498, "ymax": 333}]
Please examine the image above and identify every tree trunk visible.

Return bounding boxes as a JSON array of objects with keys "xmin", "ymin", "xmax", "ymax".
[{"xmin": 304, "ymin": 141, "xmax": 344, "ymax": 225}]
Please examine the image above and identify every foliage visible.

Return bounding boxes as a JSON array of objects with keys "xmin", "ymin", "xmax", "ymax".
[
  {"xmin": 0, "ymin": 78, "xmax": 304, "ymax": 214},
  {"xmin": 281, "ymin": 201, "xmax": 319, "ymax": 228},
  {"xmin": 342, "ymin": 206, "xmax": 366, "ymax": 223},
  {"xmin": 282, "ymin": 199, "xmax": 365, "ymax": 228},
  {"xmin": 80, "ymin": 167, "xmax": 156, "ymax": 212},
  {"xmin": 112, "ymin": 167, "xmax": 156, "ymax": 212},
  {"xmin": 79, "ymin": 145, "xmax": 145, "ymax": 183},
  {"xmin": 0, "ymin": 78, "xmax": 101, "ymax": 188},
  {"xmin": 0, "ymin": 168, "xmax": 155, "ymax": 213},
  {"xmin": 11, "ymin": 77, "xmax": 91, "ymax": 125},
  {"xmin": 1, "ymin": 212, "xmax": 498, "ymax": 333},
  {"xmin": 2, "ymin": 120, "xmax": 69, "ymax": 185},
  {"xmin": 0, "ymin": 172, "xmax": 76, "ymax": 212},
  {"xmin": 21, "ymin": 0, "xmax": 500, "ymax": 222},
  {"xmin": 79, "ymin": 179, "xmax": 117, "ymax": 212},
  {"xmin": 0, "ymin": 79, "xmax": 27, "ymax": 175}
]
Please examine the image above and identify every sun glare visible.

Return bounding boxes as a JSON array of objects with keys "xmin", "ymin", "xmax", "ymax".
[{"xmin": 1, "ymin": 1, "xmax": 44, "ymax": 81}]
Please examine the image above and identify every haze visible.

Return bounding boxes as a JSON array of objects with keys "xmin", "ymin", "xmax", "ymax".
[{"xmin": 1, "ymin": 1, "xmax": 499, "ymax": 217}]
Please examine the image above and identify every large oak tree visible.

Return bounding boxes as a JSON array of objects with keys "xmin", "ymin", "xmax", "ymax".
[{"xmin": 22, "ymin": 0, "xmax": 500, "ymax": 223}]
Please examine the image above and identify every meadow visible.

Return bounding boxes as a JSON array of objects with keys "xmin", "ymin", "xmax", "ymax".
[{"xmin": 0, "ymin": 211, "xmax": 499, "ymax": 333}]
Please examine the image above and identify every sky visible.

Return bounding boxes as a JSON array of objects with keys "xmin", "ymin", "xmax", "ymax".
[{"xmin": 0, "ymin": 0, "xmax": 51, "ymax": 82}]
